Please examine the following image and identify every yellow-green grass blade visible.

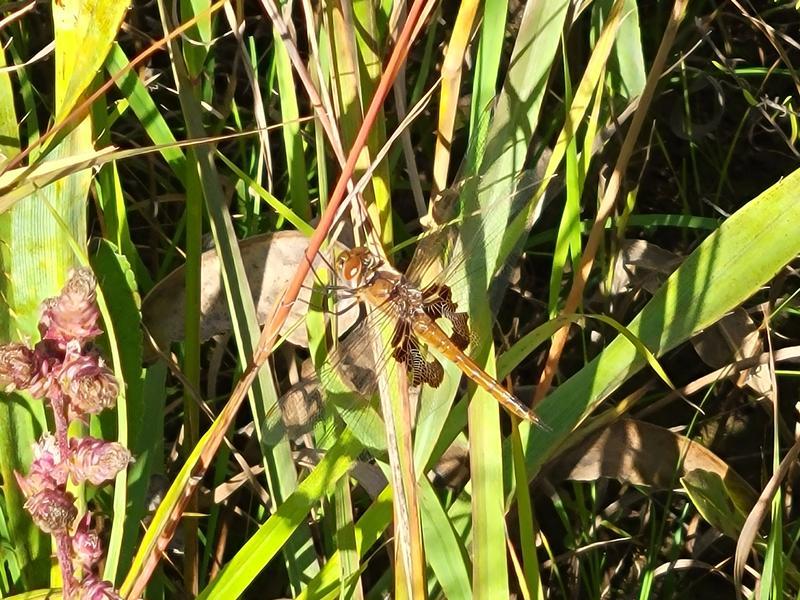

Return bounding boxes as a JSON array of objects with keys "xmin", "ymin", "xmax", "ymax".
[
  {"xmin": 0, "ymin": 45, "xmax": 19, "ymax": 162},
  {"xmin": 295, "ymin": 487, "xmax": 394, "ymax": 600},
  {"xmin": 351, "ymin": 0, "xmax": 392, "ymax": 245},
  {"xmin": 51, "ymin": 0, "xmax": 128, "ymax": 122},
  {"xmin": 196, "ymin": 430, "xmax": 363, "ymax": 599},
  {"xmin": 323, "ymin": 2, "xmax": 386, "ymax": 243},
  {"xmin": 334, "ymin": 479, "xmax": 363, "ymax": 600},
  {"xmin": 216, "ymin": 152, "xmax": 314, "ymax": 235},
  {"xmin": 549, "ymin": 41, "xmax": 586, "ymax": 318},
  {"xmin": 0, "ymin": 36, "xmax": 41, "ymax": 590},
  {"xmin": 370, "ymin": 317, "xmax": 425, "ymax": 598}
]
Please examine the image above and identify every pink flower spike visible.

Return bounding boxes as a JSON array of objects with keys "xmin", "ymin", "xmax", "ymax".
[{"xmin": 69, "ymin": 437, "xmax": 133, "ymax": 486}]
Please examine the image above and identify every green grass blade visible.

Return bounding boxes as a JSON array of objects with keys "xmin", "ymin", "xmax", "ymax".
[
  {"xmin": 461, "ymin": 0, "xmax": 570, "ymax": 594},
  {"xmin": 90, "ymin": 242, "xmax": 145, "ymax": 582},
  {"xmin": 592, "ymin": 0, "xmax": 646, "ymax": 100},
  {"xmin": 420, "ymin": 477, "xmax": 471, "ymax": 598},
  {"xmin": 468, "ymin": 0, "xmax": 508, "ymax": 170},
  {"xmin": 152, "ymin": 12, "xmax": 318, "ymax": 589},
  {"xmin": 105, "ymin": 44, "xmax": 188, "ymax": 183},
  {"xmin": 273, "ymin": 25, "xmax": 311, "ymax": 222}
]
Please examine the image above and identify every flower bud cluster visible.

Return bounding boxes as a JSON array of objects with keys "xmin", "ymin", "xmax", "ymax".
[{"xmin": 1, "ymin": 269, "xmax": 131, "ymax": 599}]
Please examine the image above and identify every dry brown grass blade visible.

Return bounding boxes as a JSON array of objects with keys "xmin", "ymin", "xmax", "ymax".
[
  {"xmin": 733, "ymin": 309, "xmax": 782, "ymax": 599},
  {"xmin": 734, "ymin": 434, "xmax": 800, "ymax": 598},
  {"xmin": 634, "ymin": 345, "xmax": 800, "ymax": 422},
  {"xmin": 532, "ymin": 0, "xmax": 690, "ymax": 406}
]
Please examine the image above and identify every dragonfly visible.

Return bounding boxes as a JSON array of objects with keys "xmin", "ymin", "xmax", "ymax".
[
  {"xmin": 334, "ymin": 246, "xmax": 547, "ymax": 427},
  {"xmin": 270, "ymin": 171, "xmax": 549, "ymax": 442}
]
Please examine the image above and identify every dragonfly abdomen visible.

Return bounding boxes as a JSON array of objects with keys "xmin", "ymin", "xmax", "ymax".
[{"xmin": 412, "ymin": 317, "xmax": 548, "ymax": 429}]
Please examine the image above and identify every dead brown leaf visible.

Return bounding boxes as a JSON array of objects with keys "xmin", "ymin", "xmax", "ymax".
[
  {"xmin": 142, "ymin": 231, "xmax": 358, "ymax": 357},
  {"xmin": 552, "ymin": 419, "xmax": 756, "ymax": 504}
]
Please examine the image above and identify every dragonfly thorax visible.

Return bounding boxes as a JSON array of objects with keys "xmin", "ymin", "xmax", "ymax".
[{"xmin": 336, "ymin": 247, "xmax": 426, "ymax": 319}]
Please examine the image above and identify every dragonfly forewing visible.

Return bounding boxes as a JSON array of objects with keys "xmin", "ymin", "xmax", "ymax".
[{"xmin": 265, "ymin": 311, "xmax": 399, "ymax": 452}]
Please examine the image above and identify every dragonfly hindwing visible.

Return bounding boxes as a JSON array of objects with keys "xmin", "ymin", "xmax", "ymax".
[
  {"xmin": 421, "ymin": 283, "xmax": 471, "ymax": 350},
  {"xmin": 390, "ymin": 320, "xmax": 444, "ymax": 387}
]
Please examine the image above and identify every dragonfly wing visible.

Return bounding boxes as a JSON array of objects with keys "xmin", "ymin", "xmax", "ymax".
[
  {"xmin": 421, "ymin": 283, "xmax": 471, "ymax": 351},
  {"xmin": 391, "ymin": 320, "xmax": 444, "ymax": 388},
  {"xmin": 266, "ymin": 311, "xmax": 389, "ymax": 447},
  {"xmin": 404, "ymin": 170, "xmax": 543, "ymax": 312},
  {"xmin": 268, "ymin": 371, "xmax": 325, "ymax": 440}
]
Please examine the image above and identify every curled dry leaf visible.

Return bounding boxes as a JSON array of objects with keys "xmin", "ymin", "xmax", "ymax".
[
  {"xmin": 611, "ymin": 239, "xmax": 684, "ymax": 297},
  {"xmin": 429, "ymin": 439, "xmax": 470, "ymax": 489},
  {"xmin": 142, "ymin": 231, "xmax": 358, "ymax": 357},
  {"xmin": 552, "ymin": 419, "xmax": 757, "ymax": 533},
  {"xmin": 691, "ymin": 308, "xmax": 770, "ymax": 395}
]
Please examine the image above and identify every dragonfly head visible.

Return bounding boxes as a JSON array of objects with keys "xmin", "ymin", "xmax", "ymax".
[{"xmin": 336, "ymin": 247, "xmax": 381, "ymax": 287}]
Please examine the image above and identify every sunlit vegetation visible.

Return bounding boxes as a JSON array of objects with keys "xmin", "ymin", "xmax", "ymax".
[{"xmin": 0, "ymin": 0, "xmax": 799, "ymax": 597}]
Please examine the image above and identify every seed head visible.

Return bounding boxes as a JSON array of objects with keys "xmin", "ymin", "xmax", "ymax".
[
  {"xmin": 0, "ymin": 343, "xmax": 35, "ymax": 392},
  {"xmin": 24, "ymin": 488, "xmax": 77, "ymax": 534}
]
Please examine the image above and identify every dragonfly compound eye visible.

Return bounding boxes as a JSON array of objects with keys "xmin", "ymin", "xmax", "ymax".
[{"xmin": 339, "ymin": 253, "xmax": 363, "ymax": 283}]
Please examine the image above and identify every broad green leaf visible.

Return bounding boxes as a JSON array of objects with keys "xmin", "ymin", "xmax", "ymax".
[{"xmin": 519, "ymin": 167, "xmax": 800, "ymax": 476}]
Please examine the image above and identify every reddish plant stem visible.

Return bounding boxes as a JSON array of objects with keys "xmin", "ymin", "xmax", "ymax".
[
  {"xmin": 55, "ymin": 530, "xmax": 76, "ymax": 598},
  {"xmin": 48, "ymin": 388, "xmax": 70, "ymax": 462}
]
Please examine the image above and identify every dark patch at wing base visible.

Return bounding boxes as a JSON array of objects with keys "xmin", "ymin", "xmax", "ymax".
[
  {"xmin": 391, "ymin": 320, "xmax": 444, "ymax": 387},
  {"xmin": 422, "ymin": 284, "xmax": 471, "ymax": 350}
]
